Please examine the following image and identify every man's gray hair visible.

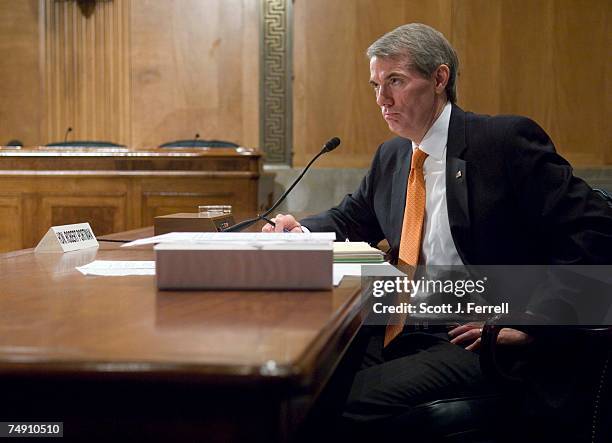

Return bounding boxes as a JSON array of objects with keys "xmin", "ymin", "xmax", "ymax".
[{"xmin": 366, "ymin": 23, "xmax": 459, "ymax": 103}]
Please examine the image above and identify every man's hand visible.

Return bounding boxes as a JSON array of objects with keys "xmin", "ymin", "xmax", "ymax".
[
  {"xmin": 448, "ymin": 323, "xmax": 533, "ymax": 352},
  {"xmin": 261, "ymin": 213, "xmax": 303, "ymax": 233}
]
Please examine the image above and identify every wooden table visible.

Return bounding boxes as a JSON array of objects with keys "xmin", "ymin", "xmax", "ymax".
[
  {"xmin": 0, "ymin": 228, "xmax": 364, "ymax": 442},
  {"xmin": 0, "ymin": 146, "xmax": 264, "ymax": 252}
]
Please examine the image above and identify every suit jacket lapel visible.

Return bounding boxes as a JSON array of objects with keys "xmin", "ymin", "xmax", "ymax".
[{"xmin": 446, "ymin": 104, "xmax": 472, "ymax": 264}]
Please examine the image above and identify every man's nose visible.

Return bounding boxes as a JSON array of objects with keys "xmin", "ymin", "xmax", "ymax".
[{"xmin": 376, "ymin": 85, "xmax": 392, "ymax": 107}]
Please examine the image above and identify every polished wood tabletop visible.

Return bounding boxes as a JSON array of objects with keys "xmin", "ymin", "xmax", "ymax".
[{"xmin": 0, "ymin": 228, "xmax": 363, "ymax": 387}]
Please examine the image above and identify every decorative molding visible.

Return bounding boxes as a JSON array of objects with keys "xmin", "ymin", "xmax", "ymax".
[
  {"xmin": 260, "ymin": 0, "xmax": 292, "ymax": 165},
  {"xmin": 42, "ymin": 0, "xmax": 130, "ymax": 145}
]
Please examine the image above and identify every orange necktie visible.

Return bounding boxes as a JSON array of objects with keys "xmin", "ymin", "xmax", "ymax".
[{"xmin": 384, "ymin": 147, "xmax": 428, "ymax": 347}]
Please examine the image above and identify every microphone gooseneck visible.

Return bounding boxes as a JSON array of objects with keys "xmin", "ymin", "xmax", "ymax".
[
  {"xmin": 64, "ymin": 127, "xmax": 73, "ymax": 143},
  {"xmin": 224, "ymin": 137, "xmax": 341, "ymax": 232}
]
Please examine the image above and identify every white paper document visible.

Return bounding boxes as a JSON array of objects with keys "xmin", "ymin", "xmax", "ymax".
[
  {"xmin": 122, "ymin": 232, "xmax": 337, "ymax": 248},
  {"xmin": 333, "ymin": 262, "xmax": 402, "ymax": 286},
  {"xmin": 333, "ymin": 241, "xmax": 385, "ymax": 263},
  {"xmin": 76, "ymin": 260, "xmax": 155, "ymax": 276}
]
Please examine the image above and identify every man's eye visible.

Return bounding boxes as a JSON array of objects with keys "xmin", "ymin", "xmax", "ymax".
[{"xmin": 390, "ymin": 78, "xmax": 402, "ymax": 86}]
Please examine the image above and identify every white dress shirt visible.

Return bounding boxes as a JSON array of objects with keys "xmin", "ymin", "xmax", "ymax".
[{"xmin": 414, "ymin": 101, "xmax": 463, "ymax": 265}]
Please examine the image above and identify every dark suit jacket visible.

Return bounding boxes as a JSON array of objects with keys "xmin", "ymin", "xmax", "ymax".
[{"xmin": 301, "ymin": 105, "xmax": 612, "ymax": 265}]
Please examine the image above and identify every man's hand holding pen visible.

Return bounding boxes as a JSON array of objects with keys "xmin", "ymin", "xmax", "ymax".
[{"xmin": 261, "ymin": 214, "xmax": 304, "ymax": 233}]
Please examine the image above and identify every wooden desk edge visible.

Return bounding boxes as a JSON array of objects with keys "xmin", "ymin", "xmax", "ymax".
[
  {"xmin": 0, "ymin": 146, "xmax": 262, "ymax": 158},
  {"xmin": 0, "ymin": 281, "xmax": 364, "ymax": 389}
]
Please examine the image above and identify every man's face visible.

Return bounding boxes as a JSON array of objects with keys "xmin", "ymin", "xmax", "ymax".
[{"xmin": 369, "ymin": 55, "xmax": 439, "ymax": 141}]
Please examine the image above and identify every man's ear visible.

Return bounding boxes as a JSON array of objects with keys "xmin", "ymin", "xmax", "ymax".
[{"xmin": 433, "ymin": 64, "xmax": 450, "ymax": 95}]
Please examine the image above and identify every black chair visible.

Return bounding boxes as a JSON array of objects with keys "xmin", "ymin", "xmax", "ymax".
[
  {"xmin": 480, "ymin": 313, "xmax": 612, "ymax": 442},
  {"xmin": 594, "ymin": 188, "xmax": 612, "ymax": 208},
  {"xmin": 159, "ymin": 139, "xmax": 239, "ymax": 148},
  {"xmin": 386, "ymin": 393, "xmax": 514, "ymax": 442},
  {"xmin": 46, "ymin": 141, "xmax": 125, "ymax": 147}
]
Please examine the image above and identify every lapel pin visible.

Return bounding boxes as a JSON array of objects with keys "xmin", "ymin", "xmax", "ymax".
[{"xmin": 456, "ymin": 170, "xmax": 462, "ymax": 179}]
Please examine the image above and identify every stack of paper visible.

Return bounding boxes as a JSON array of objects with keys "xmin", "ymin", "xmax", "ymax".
[
  {"xmin": 122, "ymin": 231, "xmax": 336, "ymax": 248},
  {"xmin": 333, "ymin": 242, "xmax": 385, "ymax": 263},
  {"xmin": 76, "ymin": 260, "xmax": 155, "ymax": 276}
]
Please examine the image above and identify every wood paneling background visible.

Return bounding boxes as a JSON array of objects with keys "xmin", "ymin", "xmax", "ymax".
[
  {"xmin": 0, "ymin": 0, "xmax": 609, "ymax": 166},
  {"xmin": 293, "ymin": 0, "xmax": 611, "ymax": 167},
  {"xmin": 0, "ymin": 0, "xmax": 259, "ymax": 149},
  {"xmin": 0, "ymin": 0, "xmax": 42, "ymax": 146},
  {"xmin": 42, "ymin": 0, "xmax": 131, "ymax": 144},
  {"xmin": 130, "ymin": 0, "xmax": 259, "ymax": 149}
]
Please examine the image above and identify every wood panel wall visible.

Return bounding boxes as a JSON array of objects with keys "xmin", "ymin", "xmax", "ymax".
[
  {"xmin": 293, "ymin": 0, "xmax": 611, "ymax": 167},
  {"xmin": 42, "ymin": 0, "xmax": 131, "ymax": 144},
  {"xmin": 0, "ymin": 0, "xmax": 259, "ymax": 149},
  {"xmin": 129, "ymin": 0, "xmax": 259, "ymax": 149},
  {"xmin": 0, "ymin": 0, "xmax": 42, "ymax": 145}
]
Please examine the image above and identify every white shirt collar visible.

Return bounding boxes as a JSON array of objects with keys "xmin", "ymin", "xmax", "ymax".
[{"xmin": 411, "ymin": 101, "xmax": 452, "ymax": 161}]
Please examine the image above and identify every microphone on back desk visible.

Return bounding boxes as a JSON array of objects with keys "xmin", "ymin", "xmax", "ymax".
[
  {"xmin": 192, "ymin": 133, "xmax": 200, "ymax": 148},
  {"xmin": 224, "ymin": 137, "xmax": 341, "ymax": 232},
  {"xmin": 64, "ymin": 127, "xmax": 73, "ymax": 143}
]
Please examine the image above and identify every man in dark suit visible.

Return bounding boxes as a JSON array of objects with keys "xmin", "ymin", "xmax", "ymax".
[{"xmin": 263, "ymin": 23, "xmax": 612, "ymax": 435}]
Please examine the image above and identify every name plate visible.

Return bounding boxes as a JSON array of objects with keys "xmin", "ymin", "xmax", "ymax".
[{"xmin": 35, "ymin": 223, "xmax": 99, "ymax": 253}]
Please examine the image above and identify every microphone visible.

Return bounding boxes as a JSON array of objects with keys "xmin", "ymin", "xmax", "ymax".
[
  {"xmin": 224, "ymin": 137, "xmax": 341, "ymax": 232},
  {"xmin": 64, "ymin": 127, "xmax": 73, "ymax": 143},
  {"xmin": 321, "ymin": 136, "xmax": 341, "ymax": 153},
  {"xmin": 192, "ymin": 133, "xmax": 200, "ymax": 148}
]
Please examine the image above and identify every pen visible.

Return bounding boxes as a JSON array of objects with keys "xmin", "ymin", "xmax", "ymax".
[
  {"xmin": 260, "ymin": 215, "xmax": 276, "ymax": 226},
  {"xmin": 260, "ymin": 215, "xmax": 291, "ymax": 233}
]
